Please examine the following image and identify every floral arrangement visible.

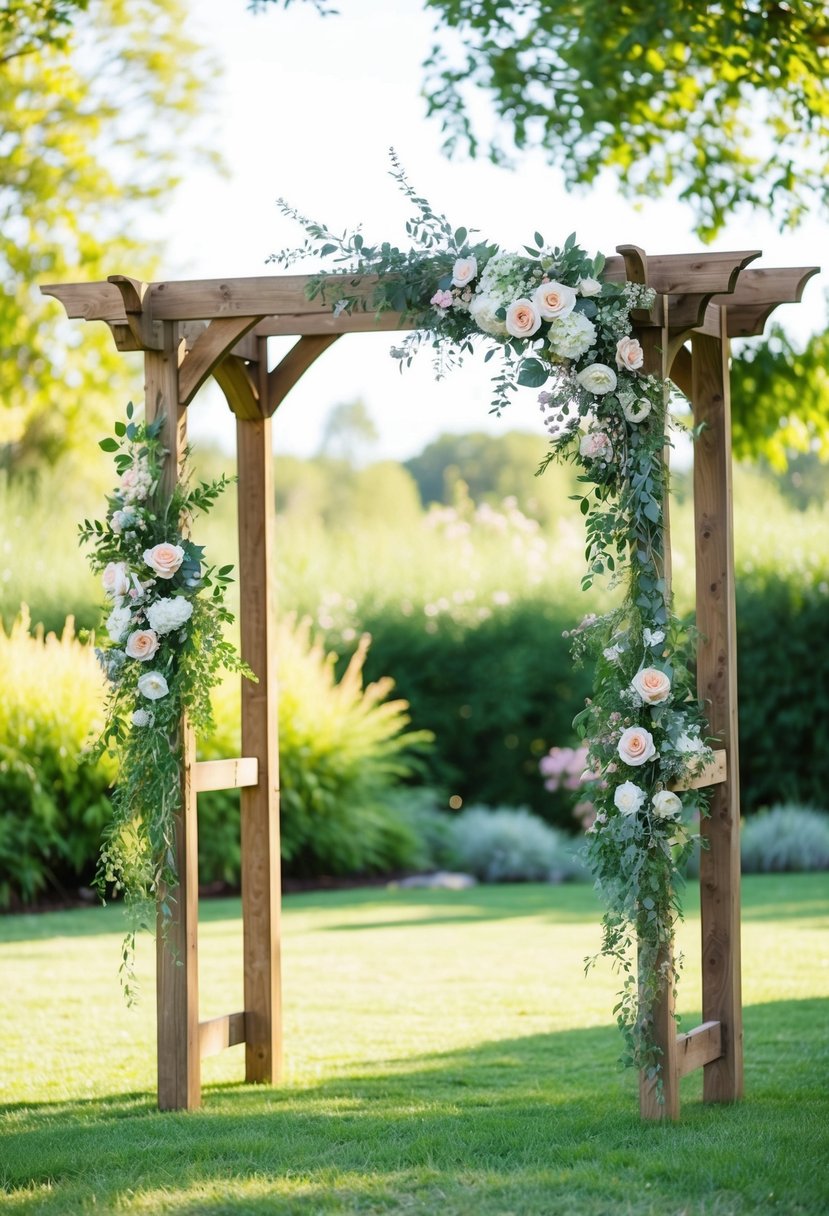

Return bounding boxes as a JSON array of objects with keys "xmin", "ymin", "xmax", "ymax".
[
  {"xmin": 80, "ymin": 405, "xmax": 249, "ymax": 998},
  {"xmin": 272, "ymin": 158, "xmax": 714, "ymax": 1087}
]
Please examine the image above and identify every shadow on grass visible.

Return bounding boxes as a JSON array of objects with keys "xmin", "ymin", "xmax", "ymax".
[{"xmin": 2, "ymin": 998, "xmax": 828, "ymax": 1215}]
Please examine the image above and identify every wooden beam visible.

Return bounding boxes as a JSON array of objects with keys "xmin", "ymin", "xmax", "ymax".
[
  {"xmin": 178, "ymin": 316, "xmax": 263, "ymax": 406},
  {"xmin": 692, "ymin": 307, "xmax": 744, "ymax": 1106},
  {"xmin": 199, "ymin": 1011, "xmax": 247, "ymax": 1059},
  {"xmin": 671, "ymin": 750, "xmax": 727, "ymax": 793},
  {"xmin": 253, "ymin": 311, "xmax": 408, "ymax": 337},
  {"xmin": 194, "ymin": 757, "xmax": 259, "ymax": 794},
  {"xmin": 676, "ymin": 1021, "xmax": 723, "ymax": 1078},
  {"xmin": 236, "ymin": 416, "xmax": 282, "ymax": 1085},
  {"xmin": 266, "ymin": 334, "xmax": 340, "ymax": 415}
]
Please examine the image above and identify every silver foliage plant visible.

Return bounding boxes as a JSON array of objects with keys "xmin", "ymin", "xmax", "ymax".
[
  {"xmin": 80, "ymin": 407, "xmax": 251, "ymax": 1000},
  {"xmin": 272, "ymin": 157, "xmax": 714, "ymax": 1086}
]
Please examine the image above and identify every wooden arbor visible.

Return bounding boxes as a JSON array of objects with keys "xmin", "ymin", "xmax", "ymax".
[{"xmin": 42, "ymin": 246, "xmax": 817, "ymax": 1119}]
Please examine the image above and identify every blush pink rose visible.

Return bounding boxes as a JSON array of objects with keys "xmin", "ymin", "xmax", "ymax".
[
  {"xmin": 615, "ymin": 336, "xmax": 644, "ymax": 371},
  {"xmin": 579, "ymin": 432, "xmax": 613, "ymax": 462},
  {"xmin": 533, "ymin": 281, "xmax": 576, "ymax": 320},
  {"xmin": 124, "ymin": 629, "xmax": 160, "ymax": 661},
  {"xmin": 451, "ymin": 257, "xmax": 477, "ymax": 288},
  {"xmin": 102, "ymin": 561, "xmax": 131, "ymax": 598},
  {"xmin": 143, "ymin": 542, "xmax": 185, "ymax": 579},
  {"xmin": 631, "ymin": 667, "xmax": 672, "ymax": 705},
  {"xmin": 505, "ymin": 298, "xmax": 542, "ymax": 338},
  {"xmin": 617, "ymin": 726, "xmax": 657, "ymax": 767}
]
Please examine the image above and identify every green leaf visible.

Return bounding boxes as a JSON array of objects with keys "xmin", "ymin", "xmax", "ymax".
[
  {"xmin": 99, "ymin": 437, "xmax": 119, "ymax": 452},
  {"xmin": 516, "ymin": 359, "xmax": 549, "ymax": 388},
  {"xmin": 534, "ymin": 231, "xmax": 544, "ymax": 247}
]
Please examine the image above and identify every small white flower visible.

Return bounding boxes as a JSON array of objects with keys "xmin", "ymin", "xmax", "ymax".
[
  {"xmin": 643, "ymin": 628, "xmax": 665, "ymax": 648},
  {"xmin": 576, "ymin": 363, "xmax": 618, "ymax": 396},
  {"xmin": 603, "ymin": 643, "xmax": 623, "ymax": 663},
  {"xmin": 137, "ymin": 671, "xmax": 169, "ymax": 701},
  {"xmin": 131, "ymin": 709, "xmax": 152, "ymax": 727},
  {"xmin": 576, "ymin": 276, "xmax": 602, "ymax": 297},
  {"xmin": 652, "ymin": 790, "xmax": 682, "ymax": 819},
  {"xmin": 676, "ymin": 731, "xmax": 705, "ymax": 755},
  {"xmin": 614, "ymin": 781, "xmax": 646, "ymax": 815},
  {"xmin": 332, "ymin": 299, "xmax": 349, "ymax": 318}
]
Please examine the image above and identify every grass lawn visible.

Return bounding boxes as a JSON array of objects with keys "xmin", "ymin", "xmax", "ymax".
[{"xmin": 1, "ymin": 874, "xmax": 827, "ymax": 1215}]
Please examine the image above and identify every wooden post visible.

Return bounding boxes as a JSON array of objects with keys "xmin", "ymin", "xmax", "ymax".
[
  {"xmin": 236, "ymin": 416, "xmax": 282, "ymax": 1083},
  {"xmin": 692, "ymin": 307, "xmax": 744, "ymax": 1104},
  {"xmin": 145, "ymin": 323, "xmax": 202, "ymax": 1111}
]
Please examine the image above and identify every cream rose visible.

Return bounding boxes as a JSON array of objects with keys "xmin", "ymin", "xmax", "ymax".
[
  {"xmin": 144, "ymin": 542, "xmax": 185, "ymax": 579},
  {"xmin": 614, "ymin": 781, "xmax": 646, "ymax": 816},
  {"xmin": 576, "ymin": 363, "xmax": 618, "ymax": 396},
  {"xmin": 125, "ymin": 629, "xmax": 160, "ymax": 661},
  {"xmin": 631, "ymin": 667, "xmax": 672, "ymax": 705},
  {"xmin": 615, "ymin": 336, "xmax": 645, "ymax": 371},
  {"xmin": 451, "ymin": 256, "xmax": 477, "ymax": 288},
  {"xmin": 137, "ymin": 671, "xmax": 169, "ymax": 700},
  {"xmin": 576, "ymin": 276, "xmax": 602, "ymax": 298},
  {"xmin": 505, "ymin": 298, "xmax": 542, "ymax": 338},
  {"xmin": 533, "ymin": 280, "xmax": 576, "ymax": 320},
  {"xmin": 102, "ymin": 561, "xmax": 131, "ymax": 599},
  {"xmin": 617, "ymin": 726, "xmax": 656, "ymax": 767},
  {"xmin": 622, "ymin": 398, "xmax": 652, "ymax": 424},
  {"xmin": 652, "ymin": 790, "xmax": 682, "ymax": 819}
]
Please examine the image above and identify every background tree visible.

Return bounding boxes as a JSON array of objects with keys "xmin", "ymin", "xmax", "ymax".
[
  {"xmin": 0, "ymin": 0, "xmax": 215, "ymax": 475},
  {"xmin": 318, "ymin": 399, "xmax": 379, "ymax": 464}
]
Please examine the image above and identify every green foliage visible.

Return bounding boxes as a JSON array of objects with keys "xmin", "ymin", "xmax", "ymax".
[
  {"xmin": 0, "ymin": 610, "xmax": 114, "ymax": 907},
  {"xmin": 0, "ymin": 0, "xmax": 213, "ymax": 475},
  {"xmin": 199, "ymin": 616, "xmax": 433, "ymax": 881},
  {"xmin": 447, "ymin": 806, "xmax": 586, "ymax": 883},
  {"xmin": 731, "ymin": 320, "xmax": 829, "ymax": 471},
  {"xmin": 740, "ymin": 806, "xmax": 829, "ymax": 873}
]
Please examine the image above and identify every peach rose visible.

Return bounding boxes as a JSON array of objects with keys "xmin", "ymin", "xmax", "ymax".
[
  {"xmin": 143, "ymin": 542, "xmax": 185, "ymax": 579},
  {"xmin": 102, "ymin": 561, "xmax": 131, "ymax": 598},
  {"xmin": 125, "ymin": 629, "xmax": 160, "ymax": 661},
  {"xmin": 631, "ymin": 667, "xmax": 672, "ymax": 705},
  {"xmin": 533, "ymin": 280, "xmax": 576, "ymax": 320},
  {"xmin": 617, "ymin": 726, "xmax": 656, "ymax": 767},
  {"xmin": 451, "ymin": 257, "xmax": 477, "ymax": 288},
  {"xmin": 505, "ymin": 298, "xmax": 542, "ymax": 338},
  {"xmin": 616, "ymin": 336, "xmax": 644, "ymax": 371}
]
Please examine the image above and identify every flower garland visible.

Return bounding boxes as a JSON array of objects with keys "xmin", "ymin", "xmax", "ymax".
[
  {"xmin": 80, "ymin": 406, "xmax": 249, "ymax": 999},
  {"xmin": 272, "ymin": 160, "xmax": 714, "ymax": 1085}
]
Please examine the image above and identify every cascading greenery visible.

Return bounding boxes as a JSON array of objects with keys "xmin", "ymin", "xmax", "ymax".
[
  {"xmin": 272, "ymin": 160, "xmax": 714, "ymax": 1085},
  {"xmin": 80, "ymin": 406, "xmax": 249, "ymax": 999}
]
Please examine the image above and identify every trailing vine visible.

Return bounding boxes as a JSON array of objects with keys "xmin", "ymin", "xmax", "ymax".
[
  {"xmin": 272, "ymin": 158, "xmax": 714, "ymax": 1087},
  {"xmin": 80, "ymin": 407, "xmax": 250, "ymax": 1000}
]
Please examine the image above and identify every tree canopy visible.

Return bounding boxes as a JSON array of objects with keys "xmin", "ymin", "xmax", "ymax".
[{"xmin": 0, "ymin": 0, "xmax": 214, "ymax": 474}]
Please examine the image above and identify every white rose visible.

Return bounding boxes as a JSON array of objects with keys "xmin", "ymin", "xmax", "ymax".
[
  {"xmin": 614, "ymin": 781, "xmax": 646, "ymax": 816},
  {"xmin": 579, "ymin": 431, "xmax": 613, "ymax": 462},
  {"xmin": 505, "ymin": 298, "xmax": 542, "ymax": 338},
  {"xmin": 631, "ymin": 667, "xmax": 672, "ymax": 705},
  {"xmin": 652, "ymin": 790, "xmax": 682, "ymax": 819},
  {"xmin": 469, "ymin": 292, "xmax": 508, "ymax": 337},
  {"xmin": 102, "ymin": 561, "xmax": 131, "ymax": 599},
  {"xmin": 623, "ymin": 398, "xmax": 652, "ymax": 424},
  {"xmin": 131, "ymin": 709, "xmax": 152, "ymax": 727},
  {"xmin": 617, "ymin": 726, "xmax": 656, "ymax": 767},
  {"xmin": 137, "ymin": 671, "xmax": 169, "ymax": 701},
  {"xmin": 106, "ymin": 605, "xmax": 132, "ymax": 643},
  {"xmin": 533, "ymin": 280, "xmax": 576, "ymax": 320},
  {"xmin": 146, "ymin": 596, "xmax": 194, "ymax": 636},
  {"xmin": 576, "ymin": 363, "xmax": 618, "ymax": 396},
  {"xmin": 615, "ymin": 335, "xmax": 645, "ymax": 371},
  {"xmin": 577, "ymin": 276, "xmax": 602, "ymax": 297},
  {"xmin": 143, "ymin": 542, "xmax": 185, "ymax": 579},
  {"xmin": 451, "ymin": 256, "xmax": 477, "ymax": 288}
]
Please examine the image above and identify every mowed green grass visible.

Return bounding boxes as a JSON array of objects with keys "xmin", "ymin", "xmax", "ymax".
[{"xmin": 1, "ymin": 876, "xmax": 827, "ymax": 1215}]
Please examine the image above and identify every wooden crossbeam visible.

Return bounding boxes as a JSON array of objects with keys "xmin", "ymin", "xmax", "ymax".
[
  {"xmin": 194, "ymin": 757, "xmax": 258, "ymax": 793},
  {"xmin": 199, "ymin": 1012, "xmax": 247, "ymax": 1059},
  {"xmin": 676, "ymin": 1021, "xmax": 723, "ymax": 1078},
  {"xmin": 671, "ymin": 749, "xmax": 727, "ymax": 793},
  {"xmin": 604, "ymin": 250, "xmax": 761, "ymax": 295}
]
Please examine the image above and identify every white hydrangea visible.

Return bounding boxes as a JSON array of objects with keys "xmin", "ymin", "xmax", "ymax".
[
  {"xmin": 146, "ymin": 596, "xmax": 194, "ymax": 636},
  {"xmin": 547, "ymin": 311, "xmax": 596, "ymax": 360},
  {"xmin": 131, "ymin": 709, "xmax": 152, "ymax": 727},
  {"xmin": 469, "ymin": 292, "xmax": 507, "ymax": 337},
  {"xmin": 106, "ymin": 605, "xmax": 132, "ymax": 643}
]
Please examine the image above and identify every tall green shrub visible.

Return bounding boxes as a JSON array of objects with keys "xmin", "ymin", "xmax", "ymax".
[{"xmin": 0, "ymin": 611, "xmax": 114, "ymax": 906}]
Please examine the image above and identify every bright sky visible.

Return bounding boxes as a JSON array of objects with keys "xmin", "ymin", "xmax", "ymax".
[{"xmin": 155, "ymin": 0, "xmax": 826, "ymax": 460}]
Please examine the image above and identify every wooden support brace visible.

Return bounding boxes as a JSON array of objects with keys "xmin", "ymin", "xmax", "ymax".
[
  {"xmin": 194, "ymin": 757, "xmax": 259, "ymax": 793},
  {"xmin": 266, "ymin": 334, "xmax": 340, "ymax": 415},
  {"xmin": 178, "ymin": 317, "xmax": 264, "ymax": 406},
  {"xmin": 671, "ymin": 750, "xmax": 727, "ymax": 793},
  {"xmin": 676, "ymin": 1021, "xmax": 723, "ymax": 1078},
  {"xmin": 199, "ymin": 1012, "xmax": 247, "ymax": 1059}
]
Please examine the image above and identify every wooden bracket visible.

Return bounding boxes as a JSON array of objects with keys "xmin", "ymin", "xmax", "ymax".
[
  {"xmin": 178, "ymin": 316, "xmax": 263, "ymax": 406},
  {"xmin": 214, "ymin": 355, "xmax": 263, "ymax": 420},
  {"xmin": 107, "ymin": 275, "xmax": 162, "ymax": 350}
]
